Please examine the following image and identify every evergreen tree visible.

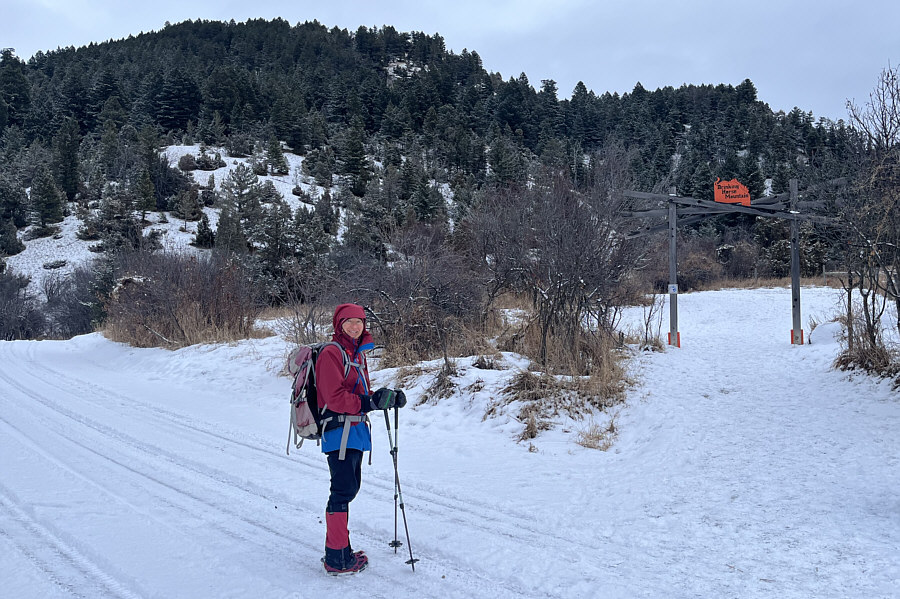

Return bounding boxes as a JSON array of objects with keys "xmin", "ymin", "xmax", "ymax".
[
  {"xmin": 266, "ymin": 137, "xmax": 290, "ymax": 175},
  {"xmin": 94, "ymin": 182, "xmax": 142, "ymax": 253},
  {"xmin": 193, "ymin": 212, "xmax": 215, "ymax": 248},
  {"xmin": 29, "ymin": 166, "xmax": 65, "ymax": 230},
  {"xmin": 340, "ymin": 118, "xmax": 370, "ymax": 196},
  {"xmin": 254, "ymin": 198, "xmax": 294, "ymax": 300},
  {"xmin": 172, "ymin": 185, "xmax": 203, "ymax": 222},
  {"xmin": 314, "ymin": 188, "xmax": 339, "ymax": 235},
  {"xmin": 412, "ymin": 174, "xmax": 447, "ymax": 225},
  {"xmin": 214, "ymin": 199, "xmax": 248, "ymax": 257},
  {"xmin": 221, "ymin": 163, "xmax": 261, "ymax": 215},
  {"xmin": 0, "ymin": 218, "xmax": 24, "ymax": 255},
  {"xmin": 136, "ymin": 168, "xmax": 156, "ymax": 222},
  {"xmin": 53, "ymin": 117, "xmax": 81, "ymax": 202},
  {"xmin": 157, "ymin": 69, "xmax": 202, "ymax": 132},
  {"xmin": 290, "ymin": 204, "xmax": 332, "ymax": 277},
  {"xmin": 0, "ymin": 172, "xmax": 28, "ymax": 228},
  {"xmin": 343, "ymin": 182, "xmax": 388, "ymax": 260}
]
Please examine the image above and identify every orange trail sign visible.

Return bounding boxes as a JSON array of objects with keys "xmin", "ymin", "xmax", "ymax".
[{"xmin": 714, "ymin": 178, "xmax": 751, "ymax": 206}]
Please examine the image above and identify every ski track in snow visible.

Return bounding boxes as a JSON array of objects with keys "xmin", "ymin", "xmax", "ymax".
[{"xmin": 1, "ymin": 287, "xmax": 898, "ymax": 598}]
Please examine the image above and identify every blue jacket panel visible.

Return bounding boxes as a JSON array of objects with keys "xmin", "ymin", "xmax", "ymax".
[{"xmin": 322, "ymin": 419, "xmax": 372, "ymax": 453}]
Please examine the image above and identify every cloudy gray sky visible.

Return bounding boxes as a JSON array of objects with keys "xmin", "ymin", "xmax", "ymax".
[{"xmin": 3, "ymin": 0, "xmax": 897, "ymax": 121}]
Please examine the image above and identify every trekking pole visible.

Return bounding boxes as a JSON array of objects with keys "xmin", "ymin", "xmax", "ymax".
[
  {"xmin": 390, "ymin": 406, "xmax": 400, "ymax": 553},
  {"xmin": 383, "ymin": 408, "xmax": 419, "ymax": 571}
]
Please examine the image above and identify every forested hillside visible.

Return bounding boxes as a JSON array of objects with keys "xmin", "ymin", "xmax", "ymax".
[
  {"xmin": 0, "ymin": 18, "xmax": 896, "ymax": 384},
  {"xmin": 1, "ymin": 18, "xmax": 854, "ymax": 202}
]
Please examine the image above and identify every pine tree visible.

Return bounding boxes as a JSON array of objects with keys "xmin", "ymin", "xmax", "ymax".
[
  {"xmin": 412, "ymin": 175, "xmax": 447, "ymax": 225},
  {"xmin": 214, "ymin": 199, "xmax": 248, "ymax": 257},
  {"xmin": 53, "ymin": 117, "xmax": 81, "ymax": 202},
  {"xmin": 255, "ymin": 198, "xmax": 294, "ymax": 299},
  {"xmin": 291, "ymin": 204, "xmax": 332, "ymax": 276},
  {"xmin": 157, "ymin": 69, "xmax": 202, "ymax": 132},
  {"xmin": 0, "ymin": 97, "xmax": 8, "ymax": 133},
  {"xmin": 29, "ymin": 166, "xmax": 65, "ymax": 230},
  {"xmin": 172, "ymin": 185, "xmax": 202, "ymax": 223},
  {"xmin": 221, "ymin": 163, "xmax": 260, "ymax": 214},
  {"xmin": 266, "ymin": 137, "xmax": 290, "ymax": 175},
  {"xmin": 341, "ymin": 118, "xmax": 370, "ymax": 196},
  {"xmin": 343, "ymin": 183, "xmax": 387, "ymax": 260},
  {"xmin": 95, "ymin": 183, "xmax": 142, "ymax": 253},
  {"xmin": 0, "ymin": 218, "xmax": 24, "ymax": 255},
  {"xmin": 314, "ymin": 188, "xmax": 339, "ymax": 235},
  {"xmin": 136, "ymin": 168, "xmax": 156, "ymax": 222},
  {"xmin": 0, "ymin": 172, "xmax": 28, "ymax": 228},
  {"xmin": 193, "ymin": 212, "xmax": 215, "ymax": 248}
]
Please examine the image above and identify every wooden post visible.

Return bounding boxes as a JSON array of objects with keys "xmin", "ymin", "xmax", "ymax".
[
  {"xmin": 668, "ymin": 199, "xmax": 679, "ymax": 347},
  {"xmin": 790, "ymin": 179, "xmax": 803, "ymax": 344}
]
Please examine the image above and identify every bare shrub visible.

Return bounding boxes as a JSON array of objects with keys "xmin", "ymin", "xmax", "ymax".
[
  {"xmin": 639, "ymin": 293, "xmax": 665, "ymax": 351},
  {"xmin": 103, "ymin": 251, "xmax": 261, "ymax": 348},
  {"xmin": 678, "ymin": 237, "xmax": 724, "ymax": 291},
  {"xmin": 833, "ymin": 310, "xmax": 899, "ymax": 377},
  {"xmin": 178, "ymin": 154, "xmax": 198, "ymax": 171},
  {"xmin": 339, "ymin": 225, "xmax": 486, "ymax": 370},
  {"xmin": 274, "ymin": 298, "xmax": 333, "ymax": 346},
  {"xmin": 0, "ymin": 269, "xmax": 46, "ymax": 340},
  {"xmin": 42, "ymin": 265, "xmax": 100, "ymax": 338}
]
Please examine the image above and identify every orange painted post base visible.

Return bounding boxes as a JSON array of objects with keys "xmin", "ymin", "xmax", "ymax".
[
  {"xmin": 667, "ymin": 332, "xmax": 681, "ymax": 347},
  {"xmin": 790, "ymin": 329, "xmax": 804, "ymax": 345}
]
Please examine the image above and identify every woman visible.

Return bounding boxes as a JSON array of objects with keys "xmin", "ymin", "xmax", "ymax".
[{"xmin": 316, "ymin": 303, "xmax": 406, "ymax": 575}]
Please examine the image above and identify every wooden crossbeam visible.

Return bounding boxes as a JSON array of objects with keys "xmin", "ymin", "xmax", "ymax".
[
  {"xmin": 623, "ymin": 191, "xmax": 838, "ymax": 224},
  {"xmin": 625, "ymin": 214, "xmax": 718, "ymax": 238}
]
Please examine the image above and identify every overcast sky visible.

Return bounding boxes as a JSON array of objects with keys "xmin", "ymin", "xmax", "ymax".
[{"xmin": 3, "ymin": 0, "xmax": 898, "ymax": 121}]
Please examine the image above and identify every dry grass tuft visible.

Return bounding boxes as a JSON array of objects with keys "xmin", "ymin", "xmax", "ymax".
[{"xmin": 576, "ymin": 415, "xmax": 619, "ymax": 450}]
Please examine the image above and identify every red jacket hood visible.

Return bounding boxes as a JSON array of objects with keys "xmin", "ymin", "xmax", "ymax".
[{"xmin": 332, "ymin": 303, "xmax": 374, "ymax": 353}]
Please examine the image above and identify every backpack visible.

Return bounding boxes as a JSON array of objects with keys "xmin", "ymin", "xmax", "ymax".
[{"xmin": 285, "ymin": 341, "xmax": 349, "ymax": 455}]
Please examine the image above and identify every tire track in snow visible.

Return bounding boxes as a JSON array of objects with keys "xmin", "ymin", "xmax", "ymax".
[
  {"xmin": 0, "ymin": 348, "xmax": 549, "ymax": 599},
  {"xmin": 0, "ymin": 482, "xmax": 143, "ymax": 599}
]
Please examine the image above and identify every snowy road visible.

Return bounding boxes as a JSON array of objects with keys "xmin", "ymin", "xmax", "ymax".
[{"xmin": 1, "ymin": 287, "xmax": 898, "ymax": 598}]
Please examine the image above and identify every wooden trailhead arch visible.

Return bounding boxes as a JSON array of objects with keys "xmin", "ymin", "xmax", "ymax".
[{"xmin": 624, "ymin": 178, "xmax": 843, "ymax": 347}]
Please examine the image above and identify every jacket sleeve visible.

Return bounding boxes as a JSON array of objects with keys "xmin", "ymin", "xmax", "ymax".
[{"xmin": 315, "ymin": 345, "xmax": 362, "ymax": 415}]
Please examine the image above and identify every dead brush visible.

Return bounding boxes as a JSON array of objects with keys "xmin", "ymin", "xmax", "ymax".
[
  {"xmin": 102, "ymin": 252, "xmax": 261, "ymax": 349},
  {"xmin": 422, "ymin": 361, "xmax": 459, "ymax": 404},
  {"xmin": 472, "ymin": 353, "xmax": 504, "ymax": 370},
  {"xmin": 832, "ymin": 311, "xmax": 900, "ymax": 379},
  {"xmin": 576, "ymin": 415, "xmax": 619, "ymax": 450},
  {"xmin": 392, "ymin": 364, "xmax": 427, "ymax": 391},
  {"xmin": 489, "ymin": 366, "xmax": 628, "ymax": 442}
]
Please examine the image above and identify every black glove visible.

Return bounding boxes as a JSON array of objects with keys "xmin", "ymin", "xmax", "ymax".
[
  {"xmin": 370, "ymin": 387, "xmax": 397, "ymax": 410},
  {"xmin": 394, "ymin": 389, "xmax": 407, "ymax": 408}
]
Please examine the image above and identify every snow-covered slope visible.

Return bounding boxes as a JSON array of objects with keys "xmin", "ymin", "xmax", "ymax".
[
  {"xmin": 1, "ymin": 287, "xmax": 897, "ymax": 598},
  {"xmin": 5, "ymin": 144, "xmax": 318, "ymax": 295}
]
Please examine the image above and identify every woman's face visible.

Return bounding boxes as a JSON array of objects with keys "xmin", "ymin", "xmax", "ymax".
[{"xmin": 341, "ymin": 317, "xmax": 364, "ymax": 340}]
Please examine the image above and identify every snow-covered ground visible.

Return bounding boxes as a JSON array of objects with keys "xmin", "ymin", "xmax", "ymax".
[{"xmin": 1, "ymin": 287, "xmax": 898, "ymax": 598}]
